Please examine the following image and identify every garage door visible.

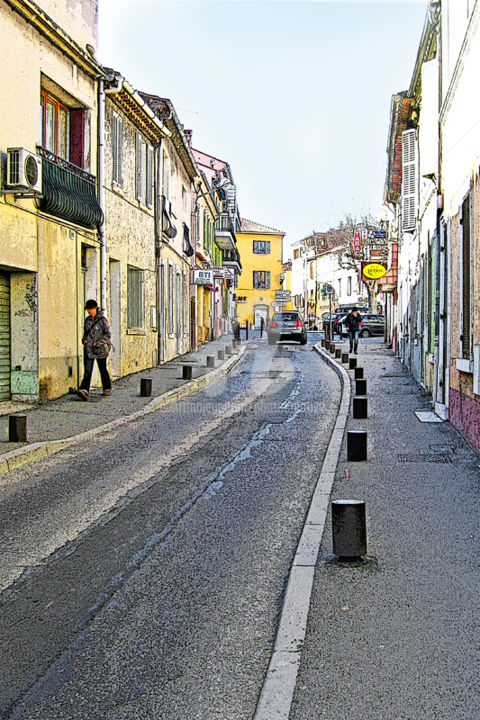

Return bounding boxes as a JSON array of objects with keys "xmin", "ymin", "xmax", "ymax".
[{"xmin": 0, "ymin": 273, "xmax": 10, "ymax": 401}]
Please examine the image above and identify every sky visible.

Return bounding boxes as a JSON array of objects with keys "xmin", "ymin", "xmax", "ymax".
[{"xmin": 98, "ymin": 0, "xmax": 428, "ymax": 254}]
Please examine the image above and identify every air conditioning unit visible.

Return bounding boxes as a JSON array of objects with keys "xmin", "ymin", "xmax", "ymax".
[{"xmin": 6, "ymin": 148, "xmax": 42, "ymax": 193}]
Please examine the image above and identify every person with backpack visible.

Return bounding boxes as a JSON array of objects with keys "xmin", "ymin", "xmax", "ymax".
[
  {"xmin": 76, "ymin": 299, "xmax": 112, "ymax": 400},
  {"xmin": 344, "ymin": 306, "xmax": 362, "ymax": 354}
]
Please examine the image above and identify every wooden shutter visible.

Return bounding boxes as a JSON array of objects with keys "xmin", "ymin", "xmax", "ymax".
[
  {"xmin": 460, "ymin": 196, "xmax": 472, "ymax": 359},
  {"xmin": 402, "ymin": 129, "xmax": 417, "ymax": 232}
]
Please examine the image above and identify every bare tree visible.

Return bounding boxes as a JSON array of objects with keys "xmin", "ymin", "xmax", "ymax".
[{"xmin": 328, "ymin": 214, "xmax": 388, "ymax": 313}]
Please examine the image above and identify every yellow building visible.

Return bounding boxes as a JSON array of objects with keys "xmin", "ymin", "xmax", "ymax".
[
  {"xmin": 0, "ymin": 0, "xmax": 104, "ymax": 401},
  {"xmin": 235, "ymin": 219, "xmax": 285, "ymax": 328}
]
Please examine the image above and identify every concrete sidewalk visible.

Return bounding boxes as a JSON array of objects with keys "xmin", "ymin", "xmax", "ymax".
[
  {"xmin": 0, "ymin": 335, "xmax": 247, "ymax": 476},
  {"xmin": 291, "ymin": 340, "xmax": 480, "ymax": 719}
]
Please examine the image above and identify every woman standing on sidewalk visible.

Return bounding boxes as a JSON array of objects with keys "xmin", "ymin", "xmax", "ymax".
[{"xmin": 76, "ymin": 300, "xmax": 112, "ymax": 400}]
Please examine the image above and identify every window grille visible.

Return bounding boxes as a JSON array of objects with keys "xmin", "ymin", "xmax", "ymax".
[{"xmin": 127, "ymin": 267, "xmax": 145, "ymax": 329}]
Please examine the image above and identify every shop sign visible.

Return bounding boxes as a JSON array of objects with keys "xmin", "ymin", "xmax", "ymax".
[
  {"xmin": 193, "ymin": 269, "xmax": 214, "ymax": 285},
  {"xmin": 362, "ymin": 262, "xmax": 387, "ymax": 280}
]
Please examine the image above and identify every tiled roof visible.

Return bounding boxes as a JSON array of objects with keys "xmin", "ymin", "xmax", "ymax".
[{"xmin": 240, "ymin": 218, "xmax": 285, "ymax": 235}]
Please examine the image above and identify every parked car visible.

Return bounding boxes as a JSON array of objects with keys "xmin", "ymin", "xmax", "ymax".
[
  {"xmin": 322, "ymin": 312, "xmax": 347, "ymax": 337},
  {"xmin": 268, "ymin": 311, "xmax": 307, "ymax": 344},
  {"xmin": 339, "ymin": 313, "xmax": 385, "ymax": 337}
]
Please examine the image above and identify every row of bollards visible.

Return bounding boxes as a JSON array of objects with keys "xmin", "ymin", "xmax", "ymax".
[{"xmin": 321, "ymin": 337, "xmax": 369, "ymax": 560}]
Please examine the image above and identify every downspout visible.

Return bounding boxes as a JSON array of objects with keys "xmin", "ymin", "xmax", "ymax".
[
  {"xmin": 97, "ymin": 77, "xmax": 107, "ymax": 310},
  {"xmin": 155, "ymin": 138, "xmax": 163, "ymax": 365}
]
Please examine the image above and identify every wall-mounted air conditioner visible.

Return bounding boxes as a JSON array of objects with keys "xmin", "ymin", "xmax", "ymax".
[{"xmin": 6, "ymin": 148, "xmax": 42, "ymax": 193}]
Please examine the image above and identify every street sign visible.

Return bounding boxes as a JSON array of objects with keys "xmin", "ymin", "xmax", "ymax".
[
  {"xmin": 354, "ymin": 232, "xmax": 361, "ymax": 255},
  {"xmin": 325, "ymin": 283, "xmax": 334, "ymax": 294},
  {"xmin": 275, "ymin": 290, "xmax": 291, "ymax": 299},
  {"xmin": 367, "ymin": 229, "xmax": 387, "ymax": 239}
]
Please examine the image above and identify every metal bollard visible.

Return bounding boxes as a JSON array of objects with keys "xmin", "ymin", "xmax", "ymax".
[
  {"xmin": 330, "ymin": 343, "xmax": 336, "ymax": 354},
  {"xmin": 347, "ymin": 430, "xmax": 367, "ymax": 461},
  {"xmin": 355, "ymin": 378, "xmax": 367, "ymax": 396},
  {"xmin": 353, "ymin": 396, "xmax": 368, "ymax": 419},
  {"xmin": 206, "ymin": 356, "xmax": 215, "ymax": 368},
  {"xmin": 335, "ymin": 348, "xmax": 342, "ymax": 359},
  {"xmin": 9, "ymin": 415, "xmax": 27, "ymax": 442},
  {"xmin": 321, "ymin": 339, "xmax": 326, "ymax": 348},
  {"xmin": 325, "ymin": 341, "xmax": 331, "ymax": 352},
  {"xmin": 349, "ymin": 357, "xmax": 357, "ymax": 370},
  {"xmin": 225, "ymin": 345, "xmax": 233, "ymax": 355},
  {"xmin": 342, "ymin": 352, "xmax": 349, "ymax": 364},
  {"xmin": 332, "ymin": 500, "xmax": 367, "ymax": 559},
  {"xmin": 140, "ymin": 378, "xmax": 152, "ymax": 397},
  {"xmin": 182, "ymin": 365, "xmax": 192, "ymax": 380},
  {"xmin": 218, "ymin": 350, "xmax": 225, "ymax": 360},
  {"xmin": 354, "ymin": 367, "xmax": 364, "ymax": 380}
]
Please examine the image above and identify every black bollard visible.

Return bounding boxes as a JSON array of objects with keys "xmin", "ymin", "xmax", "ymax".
[
  {"xmin": 245, "ymin": 320, "xmax": 249, "ymax": 340},
  {"xmin": 354, "ymin": 367, "xmax": 364, "ymax": 380},
  {"xmin": 183, "ymin": 365, "xmax": 192, "ymax": 380},
  {"xmin": 330, "ymin": 343, "xmax": 336, "ymax": 355},
  {"xmin": 353, "ymin": 396, "xmax": 368, "ymax": 419},
  {"xmin": 321, "ymin": 339, "xmax": 326, "ymax": 348},
  {"xmin": 349, "ymin": 357, "xmax": 357, "ymax": 370},
  {"xmin": 356, "ymin": 378, "xmax": 367, "ymax": 396},
  {"xmin": 218, "ymin": 350, "xmax": 225, "ymax": 360},
  {"xmin": 325, "ymin": 341, "xmax": 331, "ymax": 352},
  {"xmin": 342, "ymin": 352, "xmax": 349, "ymax": 364},
  {"xmin": 225, "ymin": 345, "xmax": 233, "ymax": 355},
  {"xmin": 206, "ymin": 356, "xmax": 215, "ymax": 368},
  {"xmin": 347, "ymin": 430, "xmax": 367, "ymax": 461},
  {"xmin": 9, "ymin": 415, "xmax": 27, "ymax": 442},
  {"xmin": 140, "ymin": 378, "xmax": 152, "ymax": 397},
  {"xmin": 332, "ymin": 500, "xmax": 367, "ymax": 560},
  {"xmin": 335, "ymin": 348, "xmax": 342, "ymax": 359}
]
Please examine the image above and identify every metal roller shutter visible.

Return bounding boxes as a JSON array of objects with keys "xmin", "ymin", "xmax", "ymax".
[{"xmin": 0, "ymin": 273, "xmax": 10, "ymax": 401}]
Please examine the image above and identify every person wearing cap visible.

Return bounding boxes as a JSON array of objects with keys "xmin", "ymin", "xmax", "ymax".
[
  {"xmin": 344, "ymin": 306, "xmax": 362, "ymax": 354},
  {"xmin": 76, "ymin": 300, "xmax": 112, "ymax": 400}
]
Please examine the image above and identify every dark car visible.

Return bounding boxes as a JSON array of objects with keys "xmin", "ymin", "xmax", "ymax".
[
  {"xmin": 268, "ymin": 311, "xmax": 307, "ymax": 345},
  {"xmin": 340, "ymin": 313, "xmax": 385, "ymax": 337},
  {"xmin": 322, "ymin": 312, "xmax": 347, "ymax": 337}
]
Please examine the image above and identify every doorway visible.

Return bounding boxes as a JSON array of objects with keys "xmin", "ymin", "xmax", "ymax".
[{"xmin": 109, "ymin": 260, "xmax": 121, "ymax": 378}]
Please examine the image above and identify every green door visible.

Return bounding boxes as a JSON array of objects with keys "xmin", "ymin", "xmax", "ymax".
[{"xmin": 0, "ymin": 273, "xmax": 10, "ymax": 401}]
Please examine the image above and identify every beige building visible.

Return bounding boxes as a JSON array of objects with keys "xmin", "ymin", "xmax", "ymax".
[
  {"xmin": 103, "ymin": 73, "xmax": 171, "ymax": 378},
  {"xmin": 0, "ymin": 0, "xmax": 104, "ymax": 401}
]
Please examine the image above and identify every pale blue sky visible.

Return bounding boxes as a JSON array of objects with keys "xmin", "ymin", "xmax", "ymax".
[{"xmin": 99, "ymin": 0, "xmax": 427, "ymax": 252}]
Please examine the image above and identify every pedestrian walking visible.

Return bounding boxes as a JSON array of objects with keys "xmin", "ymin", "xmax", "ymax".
[
  {"xmin": 344, "ymin": 306, "xmax": 362, "ymax": 354},
  {"xmin": 76, "ymin": 300, "xmax": 112, "ymax": 400},
  {"xmin": 260, "ymin": 316, "xmax": 265, "ymax": 338},
  {"xmin": 231, "ymin": 316, "xmax": 240, "ymax": 340}
]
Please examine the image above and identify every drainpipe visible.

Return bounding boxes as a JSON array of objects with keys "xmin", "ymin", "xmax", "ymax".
[
  {"xmin": 97, "ymin": 77, "xmax": 107, "ymax": 311},
  {"xmin": 155, "ymin": 139, "xmax": 163, "ymax": 365}
]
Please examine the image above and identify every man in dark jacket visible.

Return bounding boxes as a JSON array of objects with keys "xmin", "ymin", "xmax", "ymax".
[
  {"xmin": 76, "ymin": 300, "xmax": 112, "ymax": 400},
  {"xmin": 344, "ymin": 307, "xmax": 362, "ymax": 354}
]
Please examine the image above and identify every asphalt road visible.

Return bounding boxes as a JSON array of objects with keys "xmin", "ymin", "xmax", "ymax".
[{"xmin": 0, "ymin": 334, "xmax": 337, "ymax": 720}]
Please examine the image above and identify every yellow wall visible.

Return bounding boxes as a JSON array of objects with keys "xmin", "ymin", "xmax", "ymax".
[{"xmin": 235, "ymin": 230, "xmax": 284, "ymax": 326}]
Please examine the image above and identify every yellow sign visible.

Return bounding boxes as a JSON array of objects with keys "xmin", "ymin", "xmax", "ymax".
[{"xmin": 362, "ymin": 263, "xmax": 386, "ymax": 280}]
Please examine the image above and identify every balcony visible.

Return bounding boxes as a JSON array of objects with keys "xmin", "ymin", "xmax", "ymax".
[
  {"xmin": 214, "ymin": 213, "xmax": 236, "ymax": 251},
  {"xmin": 222, "ymin": 248, "xmax": 242, "ymax": 274},
  {"xmin": 36, "ymin": 148, "xmax": 103, "ymax": 229}
]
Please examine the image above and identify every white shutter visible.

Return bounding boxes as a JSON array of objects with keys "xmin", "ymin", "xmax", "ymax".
[
  {"xmin": 135, "ymin": 133, "xmax": 142, "ymax": 202},
  {"xmin": 402, "ymin": 129, "xmax": 417, "ymax": 232},
  {"xmin": 112, "ymin": 113, "xmax": 123, "ymax": 186},
  {"xmin": 117, "ymin": 117, "xmax": 123, "ymax": 187},
  {"xmin": 146, "ymin": 144, "xmax": 153, "ymax": 208}
]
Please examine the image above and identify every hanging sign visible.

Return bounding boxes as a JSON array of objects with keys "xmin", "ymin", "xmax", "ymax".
[
  {"xmin": 354, "ymin": 232, "xmax": 361, "ymax": 255},
  {"xmin": 362, "ymin": 262, "xmax": 387, "ymax": 280},
  {"xmin": 193, "ymin": 269, "xmax": 214, "ymax": 285}
]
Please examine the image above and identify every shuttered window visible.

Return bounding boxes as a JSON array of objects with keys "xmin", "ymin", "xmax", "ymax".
[
  {"xmin": 402, "ymin": 129, "xmax": 417, "ymax": 232},
  {"xmin": 168, "ymin": 263, "xmax": 174, "ymax": 335},
  {"xmin": 460, "ymin": 196, "xmax": 472, "ymax": 359},
  {"xmin": 127, "ymin": 266, "xmax": 145, "ymax": 330},
  {"xmin": 253, "ymin": 271, "xmax": 270, "ymax": 289},
  {"xmin": 111, "ymin": 112, "xmax": 123, "ymax": 187},
  {"xmin": 135, "ymin": 134, "xmax": 154, "ymax": 208}
]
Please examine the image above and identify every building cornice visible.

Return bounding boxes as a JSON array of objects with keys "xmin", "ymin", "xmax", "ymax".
[{"xmin": 4, "ymin": 0, "xmax": 104, "ymax": 78}]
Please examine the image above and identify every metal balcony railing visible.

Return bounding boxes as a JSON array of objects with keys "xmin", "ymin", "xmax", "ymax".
[
  {"xmin": 36, "ymin": 147, "xmax": 103, "ymax": 229},
  {"xmin": 214, "ymin": 213, "xmax": 236, "ymax": 236}
]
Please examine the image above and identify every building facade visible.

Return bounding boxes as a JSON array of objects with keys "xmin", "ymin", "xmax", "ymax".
[{"xmin": 235, "ymin": 219, "xmax": 284, "ymax": 328}]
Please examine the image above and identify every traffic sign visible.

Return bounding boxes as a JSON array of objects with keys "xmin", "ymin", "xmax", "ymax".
[
  {"xmin": 325, "ymin": 283, "xmax": 333, "ymax": 294},
  {"xmin": 354, "ymin": 232, "xmax": 361, "ymax": 255}
]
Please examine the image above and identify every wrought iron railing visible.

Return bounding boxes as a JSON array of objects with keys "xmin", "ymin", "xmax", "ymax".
[{"xmin": 36, "ymin": 147, "xmax": 103, "ymax": 229}]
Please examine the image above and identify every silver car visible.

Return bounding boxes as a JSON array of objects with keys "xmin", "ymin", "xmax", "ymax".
[{"xmin": 267, "ymin": 312, "xmax": 307, "ymax": 345}]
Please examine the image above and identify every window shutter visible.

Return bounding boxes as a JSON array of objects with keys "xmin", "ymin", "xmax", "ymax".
[
  {"xmin": 111, "ymin": 115, "xmax": 117, "ymax": 182},
  {"xmin": 402, "ymin": 129, "xmax": 417, "ymax": 232},
  {"xmin": 135, "ymin": 133, "xmax": 142, "ymax": 202},
  {"xmin": 146, "ymin": 144, "xmax": 154, "ymax": 208},
  {"xmin": 117, "ymin": 117, "xmax": 123, "ymax": 186}
]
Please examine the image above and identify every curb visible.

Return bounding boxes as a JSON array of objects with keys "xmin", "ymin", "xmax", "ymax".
[
  {"xmin": 254, "ymin": 343, "xmax": 351, "ymax": 720},
  {"xmin": 0, "ymin": 346, "xmax": 246, "ymax": 480}
]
